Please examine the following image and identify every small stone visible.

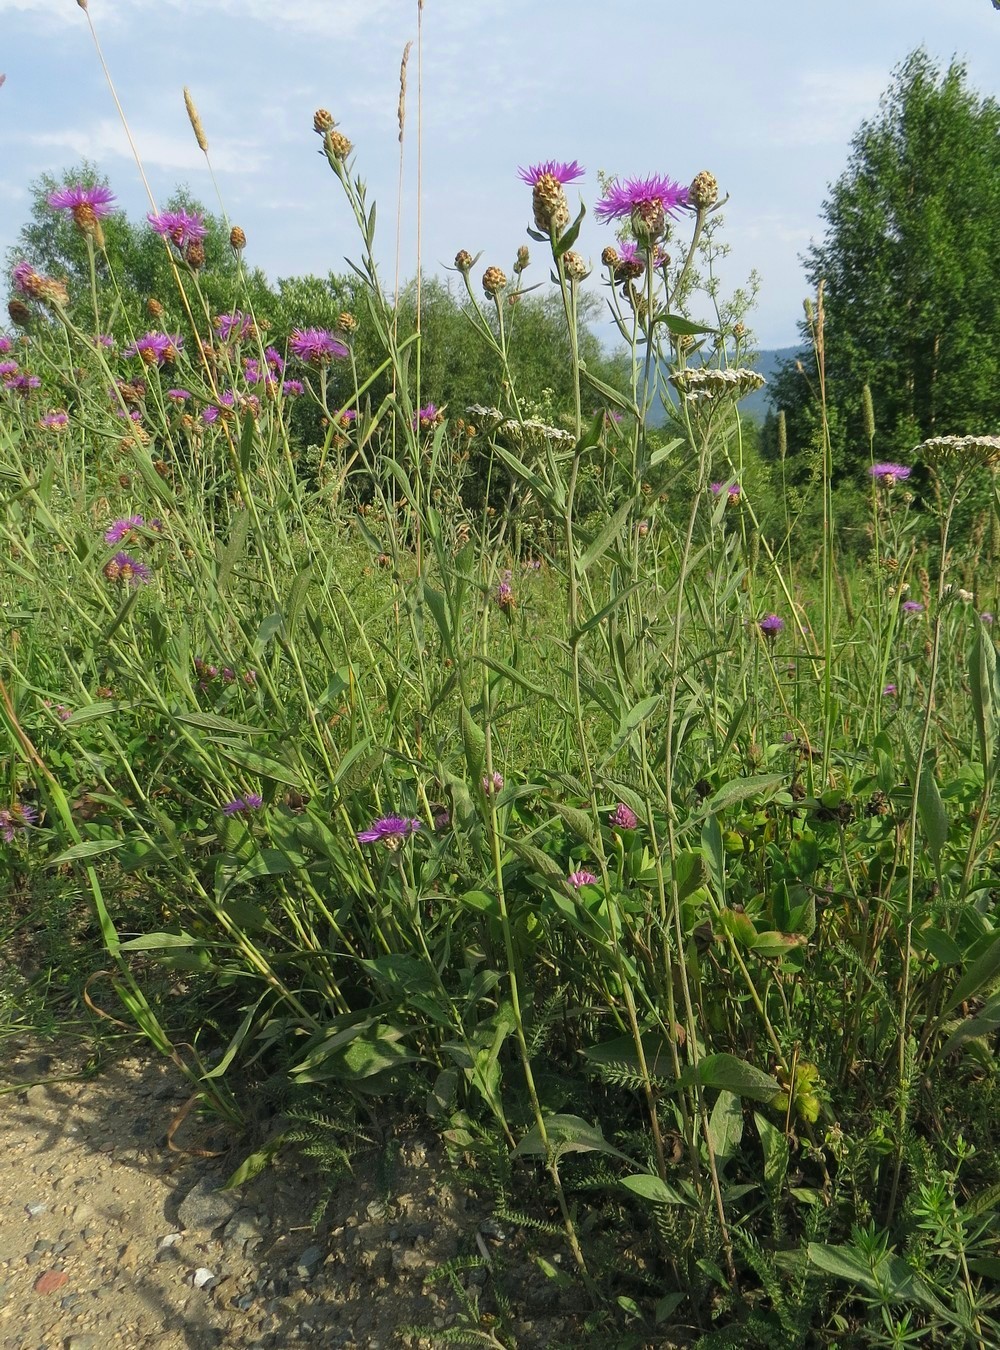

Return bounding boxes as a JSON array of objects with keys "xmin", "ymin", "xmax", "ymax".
[
  {"xmin": 33, "ymin": 1268, "xmax": 69, "ymax": 1294},
  {"xmin": 25, "ymin": 1203, "xmax": 47, "ymax": 1218},
  {"xmin": 177, "ymin": 1178, "xmax": 241, "ymax": 1233},
  {"xmin": 67, "ymin": 1336, "xmax": 101, "ymax": 1349},
  {"xmin": 232, "ymin": 1292, "xmax": 255, "ymax": 1311},
  {"xmin": 158, "ymin": 1232, "xmax": 183, "ymax": 1249},
  {"xmin": 192, "ymin": 1266, "xmax": 217, "ymax": 1290},
  {"xmin": 295, "ymin": 1245, "xmax": 323, "ymax": 1279}
]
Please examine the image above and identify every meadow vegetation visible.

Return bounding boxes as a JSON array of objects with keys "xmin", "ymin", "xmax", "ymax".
[{"xmin": 3, "ymin": 39, "xmax": 1000, "ymax": 1350}]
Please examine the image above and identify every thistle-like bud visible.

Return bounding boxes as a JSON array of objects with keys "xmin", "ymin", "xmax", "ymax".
[
  {"xmin": 631, "ymin": 200, "xmax": 665, "ymax": 245},
  {"xmin": 37, "ymin": 277, "xmax": 69, "ymax": 307},
  {"xmin": 689, "ymin": 170, "xmax": 719, "ymax": 210},
  {"xmin": 601, "ymin": 245, "xmax": 619, "ymax": 269},
  {"xmin": 337, "ymin": 311, "xmax": 357, "ymax": 334},
  {"xmin": 8, "ymin": 300, "xmax": 30, "ymax": 327},
  {"xmin": 454, "ymin": 249, "xmax": 474, "ymax": 275},
  {"xmin": 313, "ymin": 109, "xmax": 335, "ymax": 134},
  {"xmin": 513, "ymin": 245, "xmax": 530, "ymax": 275},
  {"xmin": 531, "ymin": 173, "xmax": 570, "ymax": 235},
  {"xmin": 72, "ymin": 204, "xmax": 105, "ymax": 249},
  {"xmin": 562, "ymin": 251, "xmax": 588, "ymax": 282},
  {"xmin": 482, "ymin": 265, "xmax": 507, "ymax": 298},
  {"xmin": 229, "ymin": 225, "xmax": 246, "ymax": 253},
  {"xmin": 185, "ymin": 240, "xmax": 205, "ymax": 270},
  {"xmin": 324, "ymin": 129, "xmax": 353, "ymax": 161},
  {"xmin": 146, "ymin": 298, "xmax": 164, "ymax": 319},
  {"xmin": 732, "ymin": 322, "xmax": 746, "ymax": 342}
]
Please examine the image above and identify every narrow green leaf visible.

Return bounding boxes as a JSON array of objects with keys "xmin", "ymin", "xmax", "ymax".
[{"xmin": 621, "ymin": 1173, "xmax": 690, "ymax": 1206}]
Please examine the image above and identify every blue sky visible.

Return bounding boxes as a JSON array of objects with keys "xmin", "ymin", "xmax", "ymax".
[{"xmin": 2, "ymin": 0, "xmax": 999, "ymax": 350}]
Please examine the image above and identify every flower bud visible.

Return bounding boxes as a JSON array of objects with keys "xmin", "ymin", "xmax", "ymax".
[
  {"xmin": 313, "ymin": 109, "xmax": 335, "ymax": 134},
  {"xmin": 688, "ymin": 170, "xmax": 719, "ymax": 210},
  {"xmin": 230, "ymin": 225, "xmax": 247, "ymax": 252},
  {"xmin": 482, "ymin": 265, "xmax": 507, "ymax": 298}
]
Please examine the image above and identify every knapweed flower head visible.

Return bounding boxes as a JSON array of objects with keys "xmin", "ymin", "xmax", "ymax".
[
  {"xmin": 288, "ymin": 327, "xmax": 348, "ymax": 366},
  {"xmin": 0, "ymin": 337, "xmax": 12, "ymax": 355},
  {"xmin": 104, "ymin": 515, "xmax": 144, "ymax": 544},
  {"xmin": 594, "ymin": 173, "xmax": 689, "ymax": 242},
  {"xmin": 282, "ymin": 379, "xmax": 304, "ymax": 398},
  {"xmin": 222, "ymin": 793, "xmax": 263, "ymax": 815},
  {"xmin": 356, "ymin": 815, "xmax": 422, "ymax": 849},
  {"xmin": 414, "ymin": 403, "xmax": 442, "ymax": 431},
  {"xmin": 902, "ymin": 600, "xmax": 924, "ymax": 614},
  {"xmin": 613, "ymin": 240, "xmax": 645, "ymax": 282},
  {"xmin": 215, "ymin": 311, "xmax": 255, "ymax": 342},
  {"xmin": 0, "ymin": 361, "xmax": 18, "ymax": 378},
  {"xmin": 882, "ymin": 683, "xmax": 898, "ymax": 697},
  {"xmin": 47, "ymin": 183, "xmax": 116, "ymax": 245},
  {"xmin": 124, "ymin": 332, "xmax": 181, "ymax": 366},
  {"xmin": 147, "ymin": 208, "xmax": 207, "ymax": 250},
  {"xmin": 496, "ymin": 569, "xmax": 515, "ymax": 613},
  {"xmin": 518, "ymin": 160, "xmax": 584, "ymax": 236},
  {"xmin": 981, "ymin": 611, "xmax": 995, "ymax": 625},
  {"xmin": 167, "ymin": 388, "xmax": 191, "ymax": 402},
  {"xmin": 568, "ymin": 869, "xmax": 598, "ymax": 889},
  {"xmin": 870, "ymin": 462, "xmax": 911, "ymax": 487},
  {"xmin": 710, "ymin": 481, "xmax": 741, "ymax": 502},
  {"xmin": 4, "ymin": 372, "xmax": 41, "ymax": 395},
  {"xmin": 103, "ymin": 552, "xmax": 151, "ymax": 586},
  {"xmin": 609, "ymin": 802, "xmax": 638, "ymax": 830},
  {"xmin": 0, "ymin": 801, "xmax": 37, "ymax": 843},
  {"xmin": 758, "ymin": 614, "xmax": 785, "ymax": 638},
  {"xmin": 482, "ymin": 771, "xmax": 504, "ymax": 797},
  {"xmin": 39, "ymin": 410, "xmax": 69, "ymax": 432}
]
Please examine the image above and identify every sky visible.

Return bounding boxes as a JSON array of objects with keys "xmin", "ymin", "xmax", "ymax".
[{"xmin": 1, "ymin": 0, "xmax": 999, "ymax": 351}]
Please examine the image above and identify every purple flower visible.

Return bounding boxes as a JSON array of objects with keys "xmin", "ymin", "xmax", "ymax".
[
  {"xmin": 167, "ymin": 388, "xmax": 191, "ymax": 401},
  {"xmin": 413, "ymin": 402, "xmax": 440, "ymax": 430},
  {"xmin": 4, "ymin": 373, "xmax": 40, "ymax": 394},
  {"xmin": 222, "ymin": 793, "xmax": 263, "ymax": 815},
  {"xmin": 282, "ymin": 379, "xmax": 304, "ymax": 398},
  {"xmin": 482, "ymin": 772, "xmax": 504, "ymax": 797},
  {"xmin": 0, "ymin": 801, "xmax": 37, "ymax": 843},
  {"xmin": 594, "ymin": 174, "xmax": 689, "ymax": 227},
  {"xmin": 92, "ymin": 333, "xmax": 114, "ymax": 348},
  {"xmin": 870, "ymin": 462, "xmax": 911, "ymax": 486},
  {"xmin": 710, "ymin": 481, "xmax": 741, "ymax": 501},
  {"xmin": 104, "ymin": 515, "xmax": 145, "ymax": 544},
  {"xmin": 47, "ymin": 183, "xmax": 116, "ymax": 217},
  {"xmin": 609, "ymin": 802, "xmax": 638, "ymax": 830},
  {"xmin": 12, "ymin": 261, "xmax": 38, "ymax": 295},
  {"xmin": 215, "ymin": 310, "xmax": 254, "ymax": 342},
  {"xmin": 758, "ymin": 614, "xmax": 785, "ymax": 637},
  {"xmin": 0, "ymin": 337, "xmax": 13, "ymax": 354},
  {"xmin": 517, "ymin": 160, "xmax": 585, "ymax": 186},
  {"xmin": 103, "ymin": 552, "xmax": 151, "ymax": 586},
  {"xmin": 568, "ymin": 870, "xmax": 598, "ymax": 889},
  {"xmin": 243, "ymin": 358, "xmax": 262, "ymax": 384},
  {"xmin": 356, "ymin": 815, "xmax": 422, "ymax": 847},
  {"xmin": 981, "ymin": 612, "xmax": 994, "ymax": 625},
  {"xmin": 288, "ymin": 328, "xmax": 348, "ymax": 366},
  {"xmin": 147, "ymin": 208, "xmax": 207, "ymax": 249},
  {"xmin": 496, "ymin": 569, "xmax": 515, "ymax": 612},
  {"xmin": 39, "ymin": 410, "xmax": 69, "ymax": 431},
  {"xmin": 433, "ymin": 808, "xmax": 451, "ymax": 832},
  {"xmin": 202, "ymin": 406, "xmax": 219, "ymax": 424},
  {"xmin": 902, "ymin": 600, "xmax": 924, "ymax": 614},
  {"xmin": 882, "ymin": 683, "xmax": 898, "ymax": 696},
  {"xmin": 264, "ymin": 346, "xmax": 284, "ymax": 374},
  {"xmin": 124, "ymin": 332, "xmax": 182, "ymax": 366},
  {"xmin": 0, "ymin": 361, "xmax": 19, "ymax": 377}
]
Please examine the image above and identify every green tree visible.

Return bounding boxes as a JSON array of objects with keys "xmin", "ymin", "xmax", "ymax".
[{"xmin": 767, "ymin": 50, "xmax": 1000, "ymax": 480}]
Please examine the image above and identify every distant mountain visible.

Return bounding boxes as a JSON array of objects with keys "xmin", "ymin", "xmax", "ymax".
[{"xmin": 739, "ymin": 345, "xmax": 801, "ymax": 422}]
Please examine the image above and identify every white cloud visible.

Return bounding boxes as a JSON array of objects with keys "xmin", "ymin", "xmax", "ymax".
[{"xmin": 24, "ymin": 118, "xmax": 268, "ymax": 176}]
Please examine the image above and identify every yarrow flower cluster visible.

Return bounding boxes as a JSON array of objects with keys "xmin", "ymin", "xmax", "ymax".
[
  {"xmin": 356, "ymin": 815, "xmax": 422, "ymax": 848},
  {"xmin": 222, "ymin": 793, "xmax": 263, "ymax": 815},
  {"xmin": 0, "ymin": 801, "xmax": 38, "ymax": 842},
  {"xmin": 465, "ymin": 405, "xmax": 575, "ymax": 450},
  {"xmin": 869, "ymin": 462, "xmax": 911, "ymax": 486},
  {"xmin": 914, "ymin": 434, "xmax": 1000, "ymax": 470},
  {"xmin": 288, "ymin": 328, "xmax": 349, "ymax": 366},
  {"xmin": 670, "ymin": 368, "xmax": 765, "ymax": 403}
]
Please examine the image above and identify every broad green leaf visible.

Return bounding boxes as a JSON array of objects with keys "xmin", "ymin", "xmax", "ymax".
[
  {"xmin": 704, "ymin": 774, "xmax": 785, "ymax": 815},
  {"xmin": 621, "ymin": 1173, "xmax": 690, "ymax": 1206},
  {"xmin": 217, "ymin": 745, "xmax": 301, "ymax": 786},
  {"xmin": 941, "ymin": 929, "xmax": 1000, "ymax": 1015},
  {"xmin": 754, "ymin": 1113, "xmax": 789, "ymax": 1190},
  {"xmin": 119, "ymin": 931, "xmax": 205, "ymax": 950},
  {"xmin": 707, "ymin": 1090, "xmax": 743, "ymax": 1169},
  {"xmin": 916, "ymin": 761, "xmax": 949, "ymax": 866},
  {"xmin": 577, "ymin": 498, "xmax": 639, "ymax": 573},
  {"xmin": 514, "ymin": 1114, "xmax": 631, "ymax": 1162},
  {"xmin": 217, "ymin": 509, "xmax": 250, "ymax": 593},
  {"xmin": 46, "ymin": 839, "xmax": 123, "ymax": 865},
  {"xmin": 681, "ymin": 1053, "xmax": 781, "ymax": 1102}
]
